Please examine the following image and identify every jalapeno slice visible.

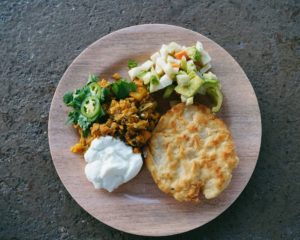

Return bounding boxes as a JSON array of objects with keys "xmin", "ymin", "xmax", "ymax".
[
  {"xmin": 89, "ymin": 82, "xmax": 102, "ymax": 98},
  {"xmin": 80, "ymin": 96, "xmax": 101, "ymax": 120}
]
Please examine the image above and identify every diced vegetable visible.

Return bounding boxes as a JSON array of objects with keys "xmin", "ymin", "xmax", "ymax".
[
  {"xmin": 163, "ymin": 85, "xmax": 175, "ymax": 98},
  {"xmin": 136, "ymin": 70, "xmax": 147, "ymax": 79},
  {"xmin": 89, "ymin": 82, "xmax": 102, "ymax": 98},
  {"xmin": 181, "ymin": 95, "xmax": 187, "ymax": 103},
  {"xmin": 199, "ymin": 63, "xmax": 212, "ymax": 74},
  {"xmin": 140, "ymin": 72, "xmax": 152, "ymax": 85},
  {"xmin": 150, "ymin": 75, "xmax": 159, "ymax": 85},
  {"xmin": 202, "ymin": 79, "xmax": 220, "ymax": 90},
  {"xmin": 203, "ymin": 71, "xmax": 218, "ymax": 80},
  {"xmin": 155, "ymin": 64, "xmax": 163, "ymax": 75},
  {"xmin": 175, "ymin": 50, "xmax": 188, "ymax": 60},
  {"xmin": 200, "ymin": 50, "xmax": 211, "ymax": 65},
  {"xmin": 180, "ymin": 56, "xmax": 187, "ymax": 71},
  {"xmin": 196, "ymin": 41, "xmax": 203, "ymax": 51},
  {"xmin": 207, "ymin": 87, "xmax": 223, "ymax": 113},
  {"xmin": 150, "ymin": 74, "xmax": 172, "ymax": 93},
  {"xmin": 175, "ymin": 71, "xmax": 204, "ymax": 97},
  {"xmin": 186, "ymin": 96, "xmax": 194, "ymax": 105},
  {"xmin": 176, "ymin": 73, "xmax": 190, "ymax": 86},
  {"xmin": 167, "ymin": 55, "xmax": 181, "ymax": 65},
  {"xmin": 80, "ymin": 96, "xmax": 102, "ymax": 120},
  {"xmin": 156, "ymin": 57, "xmax": 167, "ymax": 70},
  {"xmin": 126, "ymin": 41, "xmax": 223, "ymax": 112},
  {"xmin": 128, "ymin": 66, "xmax": 144, "ymax": 80},
  {"xmin": 141, "ymin": 60, "xmax": 154, "ymax": 70},
  {"xmin": 187, "ymin": 60, "xmax": 197, "ymax": 73},
  {"xmin": 167, "ymin": 42, "xmax": 182, "ymax": 53},
  {"xmin": 186, "ymin": 46, "xmax": 201, "ymax": 62},
  {"xmin": 159, "ymin": 44, "xmax": 168, "ymax": 60},
  {"xmin": 164, "ymin": 63, "xmax": 178, "ymax": 78},
  {"xmin": 150, "ymin": 52, "xmax": 160, "ymax": 63}
]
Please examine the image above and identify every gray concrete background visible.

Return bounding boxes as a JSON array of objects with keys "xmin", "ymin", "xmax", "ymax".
[{"xmin": 1, "ymin": 0, "xmax": 299, "ymax": 239}]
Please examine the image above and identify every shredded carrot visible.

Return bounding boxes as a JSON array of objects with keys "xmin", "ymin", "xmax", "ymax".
[
  {"xmin": 175, "ymin": 50, "xmax": 188, "ymax": 59},
  {"xmin": 171, "ymin": 63, "xmax": 180, "ymax": 68}
]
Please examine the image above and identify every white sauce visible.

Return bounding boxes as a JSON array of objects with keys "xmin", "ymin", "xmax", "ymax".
[{"xmin": 84, "ymin": 136, "xmax": 143, "ymax": 192}]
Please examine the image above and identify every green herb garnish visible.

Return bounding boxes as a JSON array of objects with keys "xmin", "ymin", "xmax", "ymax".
[
  {"xmin": 150, "ymin": 75, "xmax": 159, "ymax": 85},
  {"xmin": 111, "ymin": 79, "xmax": 137, "ymax": 99},
  {"xmin": 87, "ymin": 73, "xmax": 98, "ymax": 84},
  {"xmin": 128, "ymin": 60, "xmax": 138, "ymax": 69}
]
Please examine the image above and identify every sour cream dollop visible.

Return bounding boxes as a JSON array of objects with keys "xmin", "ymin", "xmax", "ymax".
[{"xmin": 84, "ymin": 136, "xmax": 143, "ymax": 192}]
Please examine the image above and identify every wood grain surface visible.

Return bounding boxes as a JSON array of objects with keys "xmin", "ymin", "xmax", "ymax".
[{"xmin": 48, "ymin": 24, "xmax": 261, "ymax": 236}]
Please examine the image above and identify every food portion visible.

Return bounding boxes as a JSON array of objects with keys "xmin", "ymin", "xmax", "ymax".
[
  {"xmin": 63, "ymin": 73, "xmax": 160, "ymax": 191},
  {"xmin": 128, "ymin": 42, "xmax": 223, "ymax": 112},
  {"xmin": 84, "ymin": 136, "xmax": 143, "ymax": 192},
  {"xmin": 146, "ymin": 103, "xmax": 239, "ymax": 202},
  {"xmin": 63, "ymin": 75, "xmax": 160, "ymax": 154},
  {"xmin": 62, "ymin": 41, "xmax": 239, "ymax": 199}
]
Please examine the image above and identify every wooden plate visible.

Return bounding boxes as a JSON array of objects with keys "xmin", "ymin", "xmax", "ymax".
[{"xmin": 48, "ymin": 24, "xmax": 261, "ymax": 236}]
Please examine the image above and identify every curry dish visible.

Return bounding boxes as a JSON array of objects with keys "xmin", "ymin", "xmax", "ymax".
[{"xmin": 71, "ymin": 79, "xmax": 160, "ymax": 154}]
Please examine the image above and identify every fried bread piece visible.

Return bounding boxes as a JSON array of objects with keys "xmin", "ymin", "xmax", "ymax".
[{"xmin": 146, "ymin": 103, "xmax": 239, "ymax": 202}]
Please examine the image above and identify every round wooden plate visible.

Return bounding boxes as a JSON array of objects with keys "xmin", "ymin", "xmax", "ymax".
[{"xmin": 48, "ymin": 24, "xmax": 261, "ymax": 236}]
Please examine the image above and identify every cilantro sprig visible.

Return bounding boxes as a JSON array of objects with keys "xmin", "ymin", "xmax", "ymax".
[{"xmin": 111, "ymin": 79, "xmax": 137, "ymax": 99}]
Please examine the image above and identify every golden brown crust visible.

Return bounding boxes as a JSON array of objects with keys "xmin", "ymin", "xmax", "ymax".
[{"xmin": 146, "ymin": 103, "xmax": 239, "ymax": 202}]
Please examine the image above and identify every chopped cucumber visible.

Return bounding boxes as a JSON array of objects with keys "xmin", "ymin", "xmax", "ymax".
[
  {"xmin": 207, "ymin": 87, "xmax": 223, "ymax": 113},
  {"xmin": 186, "ymin": 46, "xmax": 201, "ymax": 62},
  {"xmin": 136, "ymin": 70, "xmax": 147, "ymax": 79},
  {"xmin": 180, "ymin": 56, "xmax": 187, "ymax": 71},
  {"xmin": 164, "ymin": 63, "xmax": 178, "ymax": 79},
  {"xmin": 150, "ymin": 74, "xmax": 172, "ymax": 93},
  {"xmin": 196, "ymin": 41, "xmax": 203, "ymax": 51},
  {"xmin": 150, "ymin": 52, "xmax": 160, "ymax": 63},
  {"xmin": 128, "ymin": 66, "xmax": 144, "ymax": 80},
  {"xmin": 199, "ymin": 63, "xmax": 212, "ymax": 74},
  {"xmin": 186, "ymin": 96, "xmax": 194, "ymax": 105},
  {"xmin": 150, "ymin": 75, "xmax": 159, "ymax": 85},
  {"xmin": 159, "ymin": 44, "xmax": 168, "ymax": 60},
  {"xmin": 141, "ymin": 60, "xmax": 154, "ymax": 70},
  {"xmin": 181, "ymin": 95, "xmax": 187, "ymax": 102},
  {"xmin": 176, "ymin": 74, "xmax": 190, "ymax": 86},
  {"xmin": 203, "ymin": 71, "xmax": 218, "ymax": 80},
  {"xmin": 141, "ymin": 72, "xmax": 152, "ymax": 85},
  {"xmin": 167, "ymin": 42, "xmax": 182, "ymax": 53},
  {"xmin": 163, "ymin": 85, "xmax": 175, "ymax": 98},
  {"xmin": 156, "ymin": 57, "xmax": 167, "ymax": 70},
  {"xmin": 155, "ymin": 64, "xmax": 164, "ymax": 75},
  {"xmin": 167, "ymin": 55, "xmax": 181, "ymax": 65},
  {"xmin": 175, "ymin": 71, "xmax": 204, "ymax": 97},
  {"xmin": 200, "ymin": 50, "xmax": 211, "ymax": 65},
  {"xmin": 187, "ymin": 60, "xmax": 197, "ymax": 73}
]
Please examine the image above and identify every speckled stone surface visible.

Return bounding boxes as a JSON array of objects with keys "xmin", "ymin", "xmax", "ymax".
[{"xmin": 0, "ymin": 0, "xmax": 299, "ymax": 239}]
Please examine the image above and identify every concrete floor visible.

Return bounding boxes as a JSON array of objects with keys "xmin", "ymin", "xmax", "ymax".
[{"xmin": 1, "ymin": 0, "xmax": 299, "ymax": 239}]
